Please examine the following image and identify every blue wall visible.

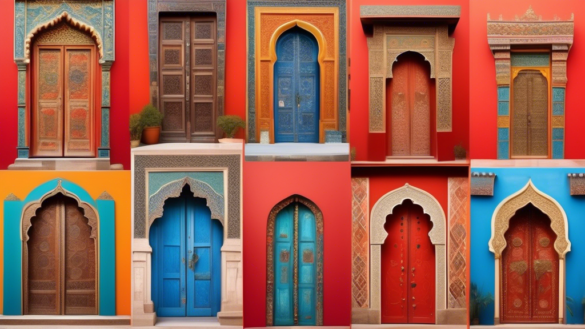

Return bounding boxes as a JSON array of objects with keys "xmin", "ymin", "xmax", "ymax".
[{"xmin": 471, "ymin": 167, "xmax": 585, "ymax": 324}]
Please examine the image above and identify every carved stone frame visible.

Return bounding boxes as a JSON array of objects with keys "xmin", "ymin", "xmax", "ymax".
[
  {"xmin": 369, "ymin": 184, "xmax": 447, "ymax": 324},
  {"xmin": 21, "ymin": 180, "xmax": 100, "ymax": 315},
  {"xmin": 266, "ymin": 195, "xmax": 324, "ymax": 326},
  {"xmin": 362, "ymin": 6, "xmax": 459, "ymax": 135},
  {"xmin": 489, "ymin": 180, "xmax": 570, "ymax": 324}
]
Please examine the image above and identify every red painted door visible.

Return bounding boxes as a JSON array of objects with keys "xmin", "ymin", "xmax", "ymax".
[
  {"xmin": 381, "ymin": 200, "xmax": 435, "ymax": 324},
  {"xmin": 501, "ymin": 205, "xmax": 558, "ymax": 323}
]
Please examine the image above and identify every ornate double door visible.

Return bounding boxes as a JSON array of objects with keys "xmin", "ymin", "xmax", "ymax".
[
  {"xmin": 25, "ymin": 194, "xmax": 97, "ymax": 315},
  {"xmin": 33, "ymin": 46, "xmax": 95, "ymax": 157},
  {"xmin": 150, "ymin": 188, "xmax": 223, "ymax": 317},
  {"xmin": 382, "ymin": 200, "xmax": 435, "ymax": 324},
  {"xmin": 274, "ymin": 203, "xmax": 317, "ymax": 325},
  {"xmin": 274, "ymin": 27, "xmax": 320, "ymax": 143},
  {"xmin": 501, "ymin": 205, "xmax": 558, "ymax": 323}
]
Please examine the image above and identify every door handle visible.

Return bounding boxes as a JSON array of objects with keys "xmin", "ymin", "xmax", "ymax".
[
  {"xmin": 188, "ymin": 251, "xmax": 199, "ymax": 270},
  {"xmin": 296, "ymin": 93, "xmax": 301, "ymax": 108}
]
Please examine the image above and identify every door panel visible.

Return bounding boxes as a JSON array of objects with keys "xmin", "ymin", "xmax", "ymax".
[
  {"xmin": 382, "ymin": 200, "xmax": 435, "ymax": 324},
  {"xmin": 502, "ymin": 205, "xmax": 558, "ymax": 323},
  {"xmin": 512, "ymin": 71, "xmax": 549, "ymax": 157},
  {"xmin": 274, "ymin": 205, "xmax": 294, "ymax": 325},
  {"xmin": 274, "ymin": 28, "xmax": 320, "ymax": 143},
  {"xmin": 388, "ymin": 53, "xmax": 432, "ymax": 157},
  {"xmin": 298, "ymin": 205, "xmax": 316, "ymax": 325}
]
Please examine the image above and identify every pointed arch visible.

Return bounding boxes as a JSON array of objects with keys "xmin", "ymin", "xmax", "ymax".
[
  {"xmin": 389, "ymin": 50, "xmax": 435, "ymax": 79},
  {"xmin": 489, "ymin": 180, "xmax": 570, "ymax": 259},
  {"xmin": 266, "ymin": 195, "xmax": 324, "ymax": 326},
  {"xmin": 269, "ymin": 20, "xmax": 327, "ymax": 63}
]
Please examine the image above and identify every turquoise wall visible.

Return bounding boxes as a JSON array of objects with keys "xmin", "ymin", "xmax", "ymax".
[{"xmin": 471, "ymin": 168, "xmax": 585, "ymax": 324}]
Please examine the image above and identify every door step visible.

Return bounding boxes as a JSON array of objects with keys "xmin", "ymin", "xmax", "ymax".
[{"xmin": 0, "ymin": 315, "xmax": 130, "ymax": 326}]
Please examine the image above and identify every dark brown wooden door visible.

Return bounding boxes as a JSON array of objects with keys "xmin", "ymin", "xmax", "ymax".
[
  {"xmin": 501, "ymin": 205, "xmax": 558, "ymax": 323},
  {"xmin": 159, "ymin": 15, "xmax": 218, "ymax": 143},
  {"xmin": 32, "ymin": 46, "xmax": 95, "ymax": 157},
  {"xmin": 25, "ymin": 195, "xmax": 97, "ymax": 315},
  {"xmin": 387, "ymin": 52, "xmax": 432, "ymax": 157},
  {"xmin": 381, "ymin": 200, "xmax": 435, "ymax": 324},
  {"xmin": 512, "ymin": 70, "xmax": 549, "ymax": 158}
]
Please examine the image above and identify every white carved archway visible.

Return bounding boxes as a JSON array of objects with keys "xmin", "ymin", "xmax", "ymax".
[
  {"xmin": 490, "ymin": 180, "xmax": 570, "ymax": 324},
  {"xmin": 369, "ymin": 184, "xmax": 447, "ymax": 323}
]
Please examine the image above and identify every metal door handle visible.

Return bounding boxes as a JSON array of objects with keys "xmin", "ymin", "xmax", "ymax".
[
  {"xmin": 188, "ymin": 252, "xmax": 199, "ymax": 269},
  {"xmin": 296, "ymin": 93, "xmax": 301, "ymax": 108}
]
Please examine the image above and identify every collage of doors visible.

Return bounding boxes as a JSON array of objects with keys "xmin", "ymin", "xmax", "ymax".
[{"xmin": 0, "ymin": 0, "xmax": 585, "ymax": 328}]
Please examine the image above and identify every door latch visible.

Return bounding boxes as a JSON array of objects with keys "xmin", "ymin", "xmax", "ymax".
[
  {"xmin": 188, "ymin": 250, "xmax": 199, "ymax": 269},
  {"xmin": 296, "ymin": 93, "xmax": 301, "ymax": 108}
]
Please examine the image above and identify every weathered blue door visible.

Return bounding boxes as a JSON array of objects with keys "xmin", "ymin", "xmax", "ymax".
[
  {"xmin": 274, "ymin": 203, "xmax": 317, "ymax": 325},
  {"xmin": 274, "ymin": 27, "xmax": 320, "ymax": 143},
  {"xmin": 150, "ymin": 188, "xmax": 223, "ymax": 317}
]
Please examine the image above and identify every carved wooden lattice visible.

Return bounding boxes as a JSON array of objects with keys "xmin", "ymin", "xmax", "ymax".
[{"xmin": 512, "ymin": 71, "xmax": 548, "ymax": 157}]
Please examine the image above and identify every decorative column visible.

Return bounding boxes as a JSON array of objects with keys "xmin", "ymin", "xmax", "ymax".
[{"xmin": 99, "ymin": 62, "xmax": 113, "ymax": 158}]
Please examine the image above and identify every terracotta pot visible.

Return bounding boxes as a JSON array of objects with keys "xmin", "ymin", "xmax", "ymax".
[
  {"xmin": 142, "ymin": 126, "xmax": 161, "ymax": 144},
  {"xmin": 130, "ymin": 140, "xmax": 140, "ymax": 148},
  {"xmin": 218, "ymin": 138, "xmax": 244, "ymax": 144}
]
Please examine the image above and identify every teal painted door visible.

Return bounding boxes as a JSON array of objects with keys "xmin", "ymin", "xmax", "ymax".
[
  {"xmin": 150, "ymin": 188, "xmax": 223, "ymax": 317},
  {"xmin": 274, "ymin": 203, "xmax": 317, "ymax": 325},
  {"xmin": 274, "ymin": 27, "xmax": 320, "ymax": 143}
]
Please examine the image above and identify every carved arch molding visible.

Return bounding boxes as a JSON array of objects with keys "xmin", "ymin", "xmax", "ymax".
[
  {"xmin": 266, "ymin": 195, "xmax": 324, "ymax": 326},
  {"xmin": 362, "ymin": 5, "xmax": 459, "ymax": 134}
]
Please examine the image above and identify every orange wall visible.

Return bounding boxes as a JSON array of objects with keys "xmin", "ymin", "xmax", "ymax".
[
  {"xmin": 470, "ymin": 0, "xmax": 585, "ymax": 159},
  {"xmin": 349, "ymin": 0, "xmax": 469, "ymax": 161},
  {"xmin": 0, "ymin": 171, "xmax": 132, "ymax": 315}
]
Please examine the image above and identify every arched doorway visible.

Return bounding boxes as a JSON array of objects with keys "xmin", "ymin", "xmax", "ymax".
[
  {"xmin": 387, "ymin": 52, "xmax": 434, "ymax": 157},
  {"xmin": 501, "ymin": 204, "xmax": 558, "ymax": 323},
  {"xmin": 149, "ymin": 186, "xmax": 223, "ymax": 317},
  {"xmin": 273, "ymin": 27, "xmax": 320, "ymax": 143},
  {"xmin": 24, "ymin": 193, "xmax": 97, "ymax": 315},
  {"xmin": 381, "ymin": 200, "xmax": 435, "ymax": 324}
]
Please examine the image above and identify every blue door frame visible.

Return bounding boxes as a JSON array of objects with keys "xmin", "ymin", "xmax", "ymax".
[
  {"xmin": 274, "ymin": 27, "xmax": 320, "ymax": 143},
  {"xmin": 150, "ymin": 188, "xmax": 223, "ymax": 317}
]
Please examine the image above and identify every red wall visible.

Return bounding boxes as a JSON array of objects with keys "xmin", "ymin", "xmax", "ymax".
[
  {"xmin": 470, "ymin": 0, "xmax": 585, "ymax": 159},
  {"xmin": 349, "ymin": 0, "xmax": 469, "ymax": 161},
  {"xmin": 243, "ymin": 161, "xmax": 352, "ymax": 328},
  {"xmin": 0, "ymin": 1, "xmax": 18, "ymax": 170}
]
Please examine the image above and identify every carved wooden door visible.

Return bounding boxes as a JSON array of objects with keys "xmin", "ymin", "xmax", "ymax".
[
  {"xmin": 387, "ymin": 52, "xmax": 432, "ymax": 157},
  {"xmin": 512, "ymin": 70, "xmax": 549, "ymax": 158},
  {"xmin": 382, "ymin": 200, "xmax": 435, "ymax": 324},
  {"xmin": 159, "ymin": 16, "xmax": 218, "ymax": 143},
  {"xmin": 25, "ymin": 195, "xmax": 97, "ymax": 315},
  {"xmin": 274, "ymin": 27, "xmax": 320, "ymax": 143},
  {"xmin": 274, "ymin": 203, "xmax": 317, "ymax": 325},
  {"xmin": 150, "ymin": 188, "xmax": 222, "ymax": 317},
  {"xmin": 33, "ymin": 46, "xmax": 95, "ymax": 157},
  {"xmin": 501, "ymin": 205, "xmax": 558, "ymax": 323}
]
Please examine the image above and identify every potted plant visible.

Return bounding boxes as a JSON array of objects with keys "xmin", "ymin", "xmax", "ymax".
[
  {"xmin": 129, "ymin": 113, "xmax": 143, "ymax": 148},
  {"xmin": 469, "ymin": 283, "xmax": 493, "ymax": 325},
  {"xmin": 454, "ymin": 143, "xmax": 467, "ymax": 160},
  {"xmin": 140, "ymin": 105, "xmax": 164, "ymax": 145},
  {"xmin": 217, "ymin": 115, "xmax": 245, "ymax": 143}
]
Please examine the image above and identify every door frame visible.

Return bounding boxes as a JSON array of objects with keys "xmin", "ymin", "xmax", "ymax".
[
  {"xmin": 489, "ymin": 180, "xmax": 570, "ymax": 324},
  {"xmin": 266, "ymin": 195, "xmax": 324, "ymax": 326}
]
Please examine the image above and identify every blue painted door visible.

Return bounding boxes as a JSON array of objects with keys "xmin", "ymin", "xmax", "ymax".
[
  {"xmin": 274, "ymin": 203, "xmax": 317, "ymax": 325},
  {"xmin": 274, "ymin": 27, "xmax": 320, "ymax": 143},
  {"xmin": 150, "ymin": 188, "xmax": 223, "ymax": 317}
]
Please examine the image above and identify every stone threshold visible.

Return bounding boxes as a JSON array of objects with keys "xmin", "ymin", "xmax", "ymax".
[
  {"xmin": 8, "ymin": 158, "xmax": 120, "ymax": 171},
  {"xmin": 472, "ymin": 325, "xmax": 585, "ymax": 329},
  {"xmin": 0, "ymin": 315, "xmax": 130, "ymax": 326},
  {"xmin": 353, "ymin": 325, "xmax": 466, "ymax": 329}
]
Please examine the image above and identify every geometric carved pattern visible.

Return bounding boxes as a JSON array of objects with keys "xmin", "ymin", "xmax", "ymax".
[
  {"xmin": 448, "ymin": 177, "xmax": 467, "ymax": 309},
  {"xmin": 351, "ymin": 178, "xmax": 369, "ymax": 308},
  {"xmin": 193, "ymin": 103, "xmax": 213, "ymax": 133},
  {"xmin": 34, "ymin": 22, "xmax": 95, "ymax": 46},
  {"xmin": 489, "ymin": 180, "xmax": 570, "ymax": 259}
]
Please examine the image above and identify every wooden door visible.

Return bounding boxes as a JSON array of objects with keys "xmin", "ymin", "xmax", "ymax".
[
  {"xmin": 159, "ymin": 15, "xmax": 218, "ymax": 143},
  {"xmin": 501, "ymin": 205, "xmax": 558, "ymax": 323},
  {"xmin": 387, "ymin": 52, "xmax": 432, "ymax": 157},
  {"xmin": 381, "ymin": 200, "xmax": 435, "ymax": 324},
  {"xmin": 25, "ymin": 195, "xmax": 97, "ymax": 315},
  {"xmin": 512, "ymin": 70, "xmax": 549, "ymax": 157},
  {"xmin": 273, "ymin": 203, "xmax": 317, "ymax": 325},
  {"xmin": 150, "ymin": 188, "xmax": 222, "ymax": 317},
  {"xmin": 274, "ymin": 27, "xmax": 320, "ymax": 143},
  {"xmin": 33, "ymin": 46, "xmax": 95, "ymax": 157}
]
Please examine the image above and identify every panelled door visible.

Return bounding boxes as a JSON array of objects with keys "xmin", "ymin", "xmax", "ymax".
[
  {"xmin": 159, "ymin": 15, "xmax": 218, "ymax": 143},
  {"xmin": 150, "ymin": 188, "xmax": 222, "ymax": 317},
  {"xmin": 33, "ymin": 46, "xmax": 95, "ymax": 157},
  {"xmin": 274, "ymin": 27, "xmax": 320, "ymax": 143},
  {"xmin": 25, "ymin": 194, "xmax": 97, "ymax": 315},
  {"xmin": 501, "ymin": 205, "xmax": 558, "ymax": 323},
  {"xmin": 381, "ymin": 200, "xmax": 435, "ymax": 324},
  {"xmin": 274, "ymin": 203, "xmax": 317, "ymax": 325},
  {"xmin": 387, "ymin": 52, "xmax": 432, "ymax": 157},
  {"xmin": 512, "ymin": 70, "xmax": 549, "ymax": 158}
]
